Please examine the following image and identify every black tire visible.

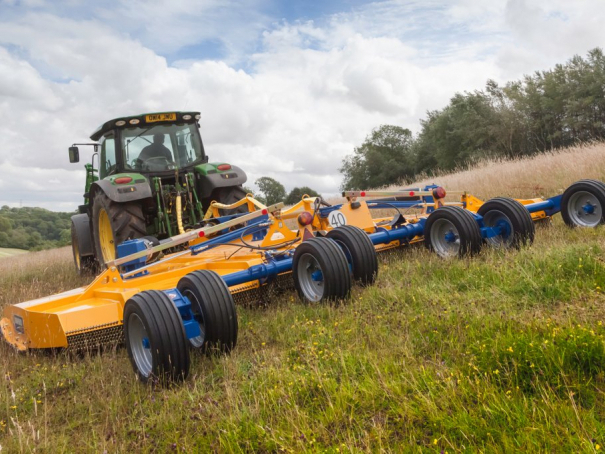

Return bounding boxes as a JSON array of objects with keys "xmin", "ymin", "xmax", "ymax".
[
  {"xmin": 326, "ymin": 225, "xmax": 378, "ymax": 286},
  {"xmin": 91, "ymin": 191, "xmax": 146, "ymax": 266},
  {"xmin": 293, "ymin": 237, "xmax": 352, "ymax": 302},
  {"xmin": 123, "ymin": 290, "xmax": 190, "ymax": 385},
  {"xmin": 215, "ymin": 186, "xmax": 249, "ymax": 216},
  {"xmin": 561, "ymin": 179, "xmax": 605, "ymax": 228},
  {"xmin": 477, "ymin": 197, "xmax": 535, "ymax": 249},
  {"xmin": 424, "ymin": 206, "xmax": 482, "ymax": 258},
  {"xmin": 177, "ymin": 270, "xmax": 238, "ymax": 353},
  {"xmin": 71, "ymin": 215, "xmax": 96, "ymax": 276}
]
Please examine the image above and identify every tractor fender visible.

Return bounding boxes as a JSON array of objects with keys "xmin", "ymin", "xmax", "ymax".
[
  {"xmin": 195, "ymin": 165, "xmax": 248, "ymax": 199},
  {"xmin": 71, "ymin": 213, "xmax": 94, "ymax": 257},
  {"xmin": 89, "ymin": 178, "xmax": 152, "ymax": 204}
]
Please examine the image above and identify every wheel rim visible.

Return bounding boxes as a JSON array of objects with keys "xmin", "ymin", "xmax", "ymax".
[
  {"xmin": 431, "ymin": 218, "xmax": 461, "ymax": 257},
  {"xmin": 127, "ymin": 313, "xmax": 153, "ymax": 378},
  {"xmin": 182, "ymin": 290, "xmax": 206, "ymax": 348},
  {"xmin": 297, "ymin": 253, "xmax": 325, "ymax": 302},
  {"xmin": 568, "ymin": 191, "xmax": 602, "ymax": 227},
  {"xmin": 482, "ymin": 209, "xmax": 514, "ymax": 247},
  {"xmin": 98, "ymin": 208, "xmax": 116, "ymax": 262}
]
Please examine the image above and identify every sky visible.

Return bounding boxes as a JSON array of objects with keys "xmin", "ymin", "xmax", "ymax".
[{"xmin": 0, "ymin": 0, "xmax": 603, "ymax": 211}]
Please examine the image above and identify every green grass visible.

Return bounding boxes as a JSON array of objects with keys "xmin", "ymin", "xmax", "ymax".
[
  {"xmin": 0, "ymin": 248, "xmax": 27, "ymax": 259},
  {"xmin": 2, "ymin": 222, "xmax": 605, "ymax": 452}
]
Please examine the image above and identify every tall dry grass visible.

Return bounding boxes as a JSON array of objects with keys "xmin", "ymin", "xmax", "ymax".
[{"xmin": 397, "ymin": 142, "xmax": 605, "ymax": 200}]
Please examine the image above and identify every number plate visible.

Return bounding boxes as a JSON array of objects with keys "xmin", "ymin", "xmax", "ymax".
[{"xmin": 145, "ymin": 113, "xmax": 176, "ymax": 122}]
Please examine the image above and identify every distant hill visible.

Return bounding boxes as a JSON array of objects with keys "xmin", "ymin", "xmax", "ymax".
[
  {"xmin": 0, "ymin": 247, "xmax": 28, "ymax": 258},
  {"xmin": 0, "ymin": 206, "xmax": 73, "ymax": 251}
]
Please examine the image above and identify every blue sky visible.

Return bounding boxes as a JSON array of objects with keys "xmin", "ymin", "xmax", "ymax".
[{"xmin": 0, "ymin": 0, "xmax": 603, "ymax": 210}]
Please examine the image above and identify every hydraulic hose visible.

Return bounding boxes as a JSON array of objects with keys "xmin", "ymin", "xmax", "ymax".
[{"xmin": 176, "ymin": 194, "xmax": 185, "ymax": 234}]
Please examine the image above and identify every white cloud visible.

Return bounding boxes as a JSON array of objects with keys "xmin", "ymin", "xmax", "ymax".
[{"xmin": 0, "ymin": 0, "xmax": 603, "ymax": 209}]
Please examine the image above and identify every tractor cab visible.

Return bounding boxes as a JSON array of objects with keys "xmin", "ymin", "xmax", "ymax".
[{"xmin": 90, "ymin": 112, "xmax": 207, "ymax": 178}]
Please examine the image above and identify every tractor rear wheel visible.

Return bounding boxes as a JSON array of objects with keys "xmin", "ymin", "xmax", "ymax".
[
  {"xmin": 477, "ymin": 197, "xmax": 534, "ymax": 249},
  {"xmin": 91, "ymin": 191, "xmax": 146, "ymax": 266},
  {"xmin": 293, "ymin": 237, "xmax": 352, "ymax": 302},
  {"xmin": 326, "ymin": 225, "xmax": 378, "ymax": 286},
  {"xmin": 424, "ymin": 206, "xmax": 482, "ymax": 258},
  {"xmin": 561, "ymin": 179, "xmax": 605, "ymax": 228},
  {"xmin": 215, "ymin": 186, "xmax": 249, "ymax": 216},
  {"xmin": 124, "ymin": 290, "xmax": 190, "ymax": 385},
  {"xmin": 177, "ymin": 270, "xmax": 238, "ymax": 353}
]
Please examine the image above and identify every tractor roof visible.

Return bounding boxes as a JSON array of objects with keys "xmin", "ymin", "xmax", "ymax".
[{"xmin": 90, "ymin": 111, "xmax": 201, "ymax": 141}]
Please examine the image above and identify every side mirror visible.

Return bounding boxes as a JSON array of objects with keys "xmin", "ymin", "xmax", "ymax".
[{"xmin": 68, "ymin": 146, "xmax": 80, "ymax": 163}]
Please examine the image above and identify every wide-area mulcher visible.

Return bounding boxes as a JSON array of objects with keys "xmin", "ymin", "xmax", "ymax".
[
  {"xmin": 2, "ymin": 176, "xmax": 604, "ymax": 384},
  {"xmin": 69, "ymin": 111, "xmax": 249, "ymax": 274}
]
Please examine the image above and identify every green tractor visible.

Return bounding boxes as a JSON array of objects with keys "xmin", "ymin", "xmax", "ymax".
[{"xmin": 69, "ymin": 111, "xmax": 248, "ymax": 274}]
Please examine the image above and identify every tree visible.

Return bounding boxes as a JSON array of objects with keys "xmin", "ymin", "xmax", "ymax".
[
  {"xmin": 340, "ymin": 125, "xmax": 415, "ymax": 190},
  {"xmin": 286, "ymin": 186, "xmax": 321, "ymax": 205},
  {"xmin": 0, "ymin": 216, "xmax": 11, "ymax": 233},
  {"xmin": 255, "ymin": 177, "xmax": 287, "ymax": 205}
]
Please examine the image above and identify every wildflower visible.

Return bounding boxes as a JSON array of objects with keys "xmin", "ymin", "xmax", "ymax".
[
  {"xmin": 596, "ymin": 444, "xmax": 601, "ymax": 451},
  {"xmin": 261, "ymin": 342, "xmax": 266, "ymax": 346},
  {"xmin": 10, "ymin": 405, "xmax": 16, "ymax": 410},
  {"xmin": 433, "ymin": 439, "xmax": 438, "ymax": 445},
  {"xmin": 507, "ymin": 346, "xmax": 514, "ymax": 353},
  {"xmin": 493, "ymin": 369, "xmax": 499, "ymax": 375}
]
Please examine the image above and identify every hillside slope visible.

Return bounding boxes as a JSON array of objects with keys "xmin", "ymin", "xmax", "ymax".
[{"xmin": 2, "ymin": 146, "xmax": 605, "ymax": 452}]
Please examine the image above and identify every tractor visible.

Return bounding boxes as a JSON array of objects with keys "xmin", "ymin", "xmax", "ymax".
[{"xmin": 68, "ymin": 111, "xmax": 248, "ymax": 274}]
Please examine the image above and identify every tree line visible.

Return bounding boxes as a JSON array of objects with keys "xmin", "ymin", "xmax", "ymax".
[
  {"xmin": 248, "ymin": 178, "xmax": 321, "ymax": 206},
  {"xmin": 0, "ymin": 206, "xmax": 72, "ymax": 251},
  {"xmin": 341, "ymin": 48, "xmax": 605, "ymax": 190}
]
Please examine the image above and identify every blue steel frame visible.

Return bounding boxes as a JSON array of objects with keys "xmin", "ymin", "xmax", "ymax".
[{"xmin": 118, "ymin": 188, "xmax": 566, "ymax": 344}]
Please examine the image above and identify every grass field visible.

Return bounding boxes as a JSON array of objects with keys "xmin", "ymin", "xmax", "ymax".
[
  {"xmin": 2, "ymin": 147, "xmax": 605, "ymax": 452},
  {"xmin": 0, "ymin": 248, "xmax": 28, "ymax": 259}
]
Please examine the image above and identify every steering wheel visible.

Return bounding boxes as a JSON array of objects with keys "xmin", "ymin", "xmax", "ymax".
[{"xmin": 141, "ymin": 156, "xmax": 175, "ymax": 171}]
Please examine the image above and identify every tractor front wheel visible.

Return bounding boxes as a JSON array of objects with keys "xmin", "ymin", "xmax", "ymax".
[{"xmin": 91, "ymin": 191, "xmax": 146, "ymax": 266}]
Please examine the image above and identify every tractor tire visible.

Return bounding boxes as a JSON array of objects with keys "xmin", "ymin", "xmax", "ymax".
[
  {"xmin": 124, "ymin": 290, "xmax": 190, "ymax": 385},
  {"xmin": 177, "ymin": 270, "xmax": 238, "ymax": 353},
  {"xmin": 215, "ymin": 186, "xmax": 249, "ymax": 216},
  {"xmin": 561, "ymin": 179, "xmax": 605, "ymax": 228},
  {"xmin": 70, "ymin": 214, "xmax": 96, "ymax": 276},
  {"xmin": 424, "ymin": 206, "xmax": 482, "ymax": 258},
  {"xmin": 477, "ymin": 197, "xmax": 535, "ymax": 249},
  {"xmin": 91, "ymin": 191, "xmax": 146, "ymax": 266},
  {"xmin": 293, "ymin": 237, "xmax": 352, "ymax": 302},
  {"xmin": 326, "ymin": 225, "xmax": 378, "ymax": 286}
]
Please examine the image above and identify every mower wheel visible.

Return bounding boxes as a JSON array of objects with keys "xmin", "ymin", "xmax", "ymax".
[
  {"xmin": 477, "ymin": 197, "xmax": 534, "ymax": 249},
  {"xmin": 177, "ymin": 270, "xmax": 238, "ymax": 353},
  {"xmin": 70, "ymin": 214, "xmax": 96, "ymax": 276},
  {"xmin": 91, "ymin": 191, "xmax": 146, "ymax": 266},
  {"xmin": 293, "ymin": 237, "xmax": 352, "ymax": 302},
  {"xmin": 424, "ymin": 206, "xmax": 482, "ymax": 258},
  {"xmin": 561, "ymin": 179, "xmax": 605, "ymax": 228},
  {"xmin": 327, "ymin": 225, "xmax": 378, "ymax": 286},
  {"xmin": 124, "ymin": 290, "xmax": 190, "ymax": 385}
]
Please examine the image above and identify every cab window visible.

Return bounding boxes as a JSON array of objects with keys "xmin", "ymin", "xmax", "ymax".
[{"xmin": 100, "ymin": 134, "xmax": 116, "ymax": 178}]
